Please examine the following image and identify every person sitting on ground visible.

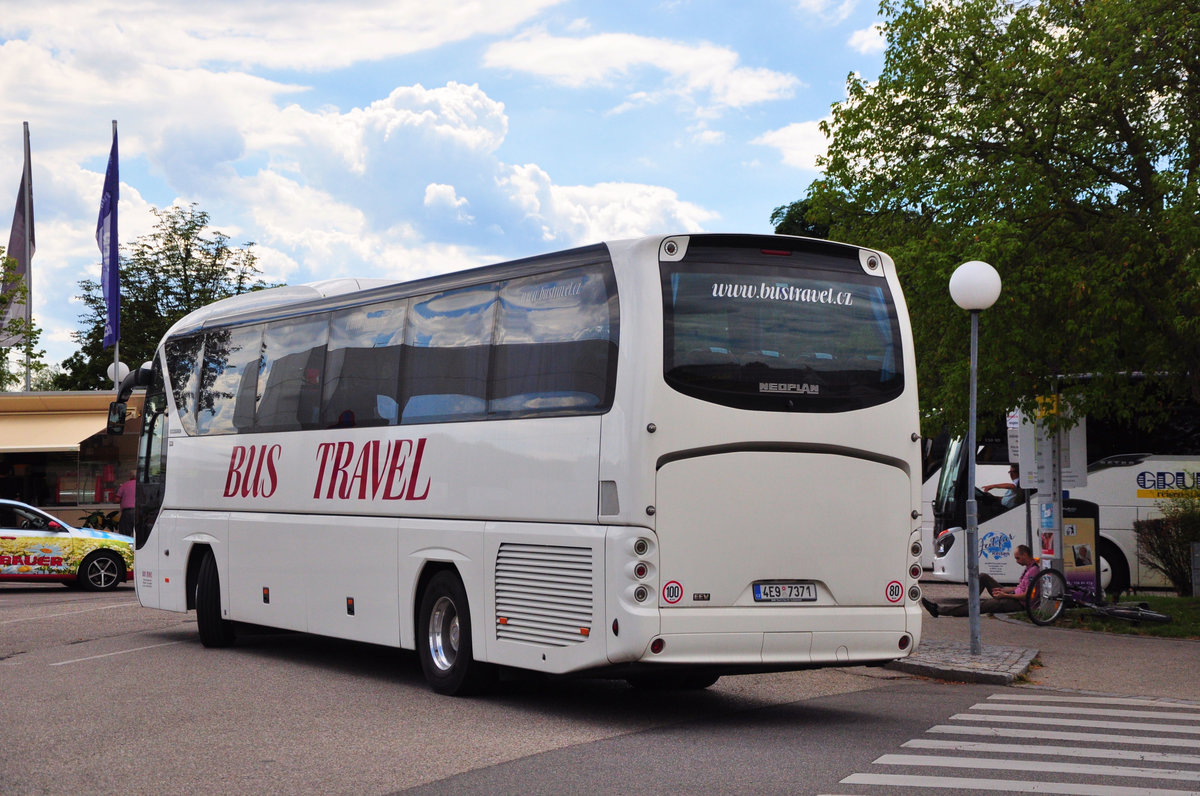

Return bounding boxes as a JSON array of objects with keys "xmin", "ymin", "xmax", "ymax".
[{"xmin": 921, "ymin": 544, "xmax": 1039, "ymax": 618}]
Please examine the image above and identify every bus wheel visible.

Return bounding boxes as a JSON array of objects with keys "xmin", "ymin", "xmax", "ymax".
[
  {"xmin": 78, "ymin": 551, "xmax": 123, "ymax": 591},
  {"xmin": 195, "ymin": 551, "xmax": 236, "ymax": 648},
  {"xmin": 417, "ymin": 570, "xmax": 496, "ymax": 696},
  {"xmin": 1099, "ymin": 539, "xmax": 1130, "ymax": 598}
]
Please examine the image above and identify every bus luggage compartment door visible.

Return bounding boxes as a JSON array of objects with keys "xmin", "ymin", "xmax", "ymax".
[{"xmin": 655, "ymin": 451, "xmax": 911, "ymax": 614}]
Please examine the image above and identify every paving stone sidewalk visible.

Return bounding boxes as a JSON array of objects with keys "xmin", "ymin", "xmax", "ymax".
[{"xmin": 885, "ymin": 638, "xmax": 1039, "ymax": 685}]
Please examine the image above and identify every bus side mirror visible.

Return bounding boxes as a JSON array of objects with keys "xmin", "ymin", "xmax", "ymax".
[{"xmin": 107, "ymin": 401, "xmax": 127, "ymax": 435}]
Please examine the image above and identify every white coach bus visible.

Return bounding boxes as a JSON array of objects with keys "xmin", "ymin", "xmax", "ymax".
[
  {"xmin": 112, "ymin": 233, "xmax": 924, "ymax": 695},
  {"xmin": 930, "ymin": 403, "xmax": 1200, "ymax": 594}
]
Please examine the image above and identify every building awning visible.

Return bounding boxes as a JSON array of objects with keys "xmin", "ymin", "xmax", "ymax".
[{"xmin": 0, "ymin": 412, "xmax": 109, "ymax": 453}]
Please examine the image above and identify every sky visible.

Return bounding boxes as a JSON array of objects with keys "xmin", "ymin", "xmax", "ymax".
[{"xmin": 0, "ymin": 0, "xmax": 888, "ymax": 371}]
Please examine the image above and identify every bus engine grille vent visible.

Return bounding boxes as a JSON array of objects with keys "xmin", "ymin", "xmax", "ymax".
[{"xmin": 495, "ymin": 543, "xmax": 594, "ymax": 647}]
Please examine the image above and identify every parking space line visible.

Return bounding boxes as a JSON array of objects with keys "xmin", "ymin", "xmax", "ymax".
[
  {"xmin": 0, "ymin": 601, "xmax": 139, "ymax": 625},
  {"xmin": 50, "ymin": 640, "xmax": 184, "ymax": 666}
]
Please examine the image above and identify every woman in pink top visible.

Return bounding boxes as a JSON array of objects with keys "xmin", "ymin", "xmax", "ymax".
[{"xmin": 115, "ymin": 471, "xmax": 136, "ymax": 537}]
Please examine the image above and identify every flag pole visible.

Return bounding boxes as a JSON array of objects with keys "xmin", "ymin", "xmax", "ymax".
[
  {"xmin": 21, "ymin": 121, "xmax": 31, "ymax": 392},
  {"xmin": 111, "ymin": 120, "xmax": 119, "ymax": 395}
]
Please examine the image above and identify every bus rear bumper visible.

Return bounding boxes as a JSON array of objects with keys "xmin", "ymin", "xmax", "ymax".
[
  {"xmin": 637, "ymin": 606, "xmax": 920, "ymax": 667},
  {"xmin": 637, "ymin": 628, "xmax": 916, "ymax": 667}
]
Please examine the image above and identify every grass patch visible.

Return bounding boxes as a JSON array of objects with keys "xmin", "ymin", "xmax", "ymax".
[{"xmin": 1047, "ymin": 594, "xmax": 1200, "ymax": 639}]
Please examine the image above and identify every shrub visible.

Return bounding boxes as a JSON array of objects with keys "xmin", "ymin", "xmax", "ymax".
[{"xmin": 1134, "ymin": 485, "xmax": 1200, "ymax": 597}]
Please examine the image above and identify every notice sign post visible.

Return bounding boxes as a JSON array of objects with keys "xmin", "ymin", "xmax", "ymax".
[{"xmin": 1015, "ymin": 397, "xmax": 1087, "ymax": 576}]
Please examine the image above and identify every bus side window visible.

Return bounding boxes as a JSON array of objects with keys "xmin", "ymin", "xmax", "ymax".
[
  {"xmin": 322, "ymin": 300, "xmax": 406, "ymax": 428},
  {"xmin": 255, "ymin": 314, "xmax": 330, "ymax": 432},
  {"xmin": 164, "ymin": 334, "xmax": 204, "ymax": 436},
  {"xmin": 489, "ymin": 265, "xmax": 618, "ymax": 417},
  {"xmin": 400, "ymin": 284, "xmax": 496, "ymax": 424},
  {"xmin": 196, "ymin": 325, "xmax": 264, "ymax": 436}
]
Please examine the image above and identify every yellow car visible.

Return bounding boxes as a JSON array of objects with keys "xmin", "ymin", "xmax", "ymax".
[{"xmin": 0, "ymin": 499, "xmax": 133, "ymax": 591}]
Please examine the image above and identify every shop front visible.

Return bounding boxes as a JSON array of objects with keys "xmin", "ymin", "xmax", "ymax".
[{"xmin": 0, "ymin": 391, "xmax": 144, "ymax": 528}]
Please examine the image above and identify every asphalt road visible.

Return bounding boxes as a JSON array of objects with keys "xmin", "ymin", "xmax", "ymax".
[{"xmin": 4, "ymin": 584, "xmax": 1198, "ymax": 795}]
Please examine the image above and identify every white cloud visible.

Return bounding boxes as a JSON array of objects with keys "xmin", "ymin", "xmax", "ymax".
[
  {"xmin": 752, "ymin": 119, "xmax": 830, "ymax": 171},
  {"xmin": 484, "ymin": 29, "xmax": 800, "ymax": 113},
  {"xmin": 795, "ymin": 0, "xmax": 858, "ymax": 24},
  {"xmin": 497, "ymin": 164, "xmax": 718, "ymax": 244},
  {"xmin": 848, "ymin": 23, "xmax": 886, "ymax": 55},
  {"xmin": 0, "ymin": 0, "xmax": 566, "ymax": 71},
  {"xmin": 424, "ymin": 183, "xmax": 474, "ymax": 223}
]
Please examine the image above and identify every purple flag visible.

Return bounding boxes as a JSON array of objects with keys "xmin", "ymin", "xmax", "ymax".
[
  {"xmin": 2, "ymin": 125, "xmax": 34, "ymax": 348},
  {"xmin": 97, "ymin": 126, "xmax": 119, "ymax": 348}
]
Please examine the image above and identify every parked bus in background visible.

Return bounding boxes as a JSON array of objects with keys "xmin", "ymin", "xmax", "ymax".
[
  {"xmin": 930, "ymin": 402, "xmax": 1200, "ymax": 595},
  {"xmin": 112, "ymin": 233, "xmax": 924, "ymax": 695}
]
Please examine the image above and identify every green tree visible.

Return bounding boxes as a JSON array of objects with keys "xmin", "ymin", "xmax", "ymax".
[
  {"xmin": 802, "ymin": 0, "xmax": 1199, "ymax": 434},
  {"xmin": 55, "ymin": 204, "xmax": 273, "ymax": 390},
  {"xmin": 0, "ymin": 252, "xmax": 48, "ymax": 390},
  {"xmin": 769, "ymin": 198, "xmax": 831, "ymax": 239}
]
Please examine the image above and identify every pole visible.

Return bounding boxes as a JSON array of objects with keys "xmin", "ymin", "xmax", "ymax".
[
  {"xmin": 110, "ymin": 120, "xmax": 119, "ymax": 395},
  {"xmin": 21, "ymin": 122, "xmax": 31, "ymax": 392},
  {"xmin": 965, "ymin": 309, "xmax": 982, "ymax": 654}
]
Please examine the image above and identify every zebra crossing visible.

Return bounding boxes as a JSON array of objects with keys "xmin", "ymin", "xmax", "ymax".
[{"xmin": 831, "ymin": 691, "xmax": 1200, "ymax": 795}]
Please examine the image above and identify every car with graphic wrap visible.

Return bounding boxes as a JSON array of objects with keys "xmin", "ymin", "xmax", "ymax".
[{"xmin": 0, "ymin": 499, "xmax": 133, "ymax": 590}]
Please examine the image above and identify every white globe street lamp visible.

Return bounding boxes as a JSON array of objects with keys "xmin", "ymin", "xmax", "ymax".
[
  {"xmin": 106, "ymin": 360, "xmax": 130, "ymax": 385},
  {"xmin": 950, "ymin": 260, "xmax": 1002, "ymax": 656}
]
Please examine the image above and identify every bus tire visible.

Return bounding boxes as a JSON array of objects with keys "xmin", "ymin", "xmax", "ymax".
[
  {"xmin": 78, "ymin": 551, "xmax": 124, "ymax": 591},
  {"xmin": 1099, "ymin": 539, "xmax": 1130, "ymax": 598},
  {"xmin": 196, "ymin": 551, "xmax": 236, "ymax": 648},
  {"xmin": 417, "ymin": 570, "xmax": 496, "ymax": 696}
]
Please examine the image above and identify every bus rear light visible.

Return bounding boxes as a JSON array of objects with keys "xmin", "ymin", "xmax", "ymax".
[
  {"xmin": 898, "ymin": 634, "xmax": 911, "ymax": 650},
  {"xmin": 650, "ymin": 638, "xmax": 665, "ymax": 654},
  {"xmin": 760, "ymin": 249, "xmax": 792, "ymax": 256},
  {"xmin": 634, "ymin": 562, "xmax": 648, "ymax": 579},
  {"xmin": 911, "ymin": 541, "xmax": 922, "ymax": 558},
  {"xmin": 498, "ymin": 616, "xmax": 508, "ymax": 625},
  {"xmin": 908, "ymin": 585, "xmax": 921, "ymax": 602},
  {"xmin": 909, "ymin": 563, "xmax": 922, "ymax": 580},
  {"xmin": 580, "ymin": 627, "xmax": 590, "ymax": 637},
  {"xmin": 633, "ymin": 538, "xmax": 650, "ymax": 556},
  {"xmin": 634, "ymin": 585, "xmax": 650, "ymax": 602}
]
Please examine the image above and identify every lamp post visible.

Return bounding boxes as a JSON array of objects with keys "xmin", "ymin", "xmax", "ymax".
[{"xmin": 949, "ymin": 260, "xmax": 1002, "ymax": 656}]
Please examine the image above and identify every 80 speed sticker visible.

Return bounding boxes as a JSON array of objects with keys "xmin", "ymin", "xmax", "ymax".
[{"xmin": 885, "ymin": 580, "xmax": 904, "ymax": 603}]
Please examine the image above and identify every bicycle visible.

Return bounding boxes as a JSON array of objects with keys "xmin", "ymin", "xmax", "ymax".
[{"xmin": 1025, "ymin": 568, "xmax": 1172, "ymax": 626}]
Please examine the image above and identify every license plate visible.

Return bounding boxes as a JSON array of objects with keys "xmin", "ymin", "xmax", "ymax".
[{"xmin": 753, "ymin": 582, "xmax": 817, "ymax": 602}]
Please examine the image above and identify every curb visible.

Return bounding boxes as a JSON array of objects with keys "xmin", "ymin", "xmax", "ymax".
[{"xmin": 885, "ymin": 639, "xmax": 1039, "ymax": 685}]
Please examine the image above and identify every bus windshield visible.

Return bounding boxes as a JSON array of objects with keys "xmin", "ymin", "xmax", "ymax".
[
  {"xmin": 934, "ymin": 436, "xmax": 965, "ymax": 524},
  {"xmin": 661, "ymin": 248, "xmax": 904, "ymax": 412}
]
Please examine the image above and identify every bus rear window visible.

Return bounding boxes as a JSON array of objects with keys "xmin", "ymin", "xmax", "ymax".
[{"xmin": 662, "ymin": 247, "xmax": 904, "ymax": 412}]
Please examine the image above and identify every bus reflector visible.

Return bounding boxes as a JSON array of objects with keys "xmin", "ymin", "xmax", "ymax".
[
  {"xmin": 760, "ymin": 249, "xmax": 792, "ymax": 256},
  {"xmin": 650, "ymin": 638, "xmax": 665, "ymax": 654},
  {"xmin": 898, "ymin": 635, "xmax": 911, "ymax": 650}
]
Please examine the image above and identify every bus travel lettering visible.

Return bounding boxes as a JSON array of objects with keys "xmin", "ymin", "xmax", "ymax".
[
  {"xmin": 711, "ymin": 281, "xmax": 853, "ymax": 306},
  {"xmin": 223, "ymin": 444, "xmax": 282, "ymax": 498},
  {"xmin": 313, "ymin": 438, "xmax": 431, "ymax": 501}
]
